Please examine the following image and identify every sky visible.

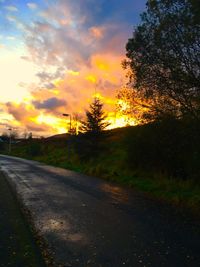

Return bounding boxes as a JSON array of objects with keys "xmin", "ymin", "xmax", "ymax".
[{"xmin": 0, "ymin": 0, "xmax": 147, "ymax": 137}]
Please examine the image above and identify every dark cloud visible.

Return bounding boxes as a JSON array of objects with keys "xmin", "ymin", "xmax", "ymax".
[
  {"xmin": 45, "ymin": 83, "xmax": 55, "ymax": 89},
  {"xmin": 36, "ymin": 71, "xmax": 53, "ymax": 81},
  {"xmin": 32, "ymin": 97, "xmax": 66, "ymax": 110},
  {"xmin": 36, "ymin": 67, "xmax": 65, "ymax": 82}
]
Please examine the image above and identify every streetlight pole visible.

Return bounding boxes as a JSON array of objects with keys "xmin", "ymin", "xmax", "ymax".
[
  {"xmin": 62, "ymin": 113, "xmax": 72, "ymax": 161},
  {"xmin": 8, "ymin": 128, "xmax": 12, "ymax": 154},
  {"xmin": 62, "ymin": 113, "xmax": 71, "ymax": 134}
]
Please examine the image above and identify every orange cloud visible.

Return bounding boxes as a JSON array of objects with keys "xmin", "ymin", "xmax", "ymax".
[
  {"xmin": 1, "ymin": 52, "xmax": 127, "ymax": 135},
  {"xmin": 89, "ymin": 26, "xmax": 104, "ymax": 39},
  {"xmin": 1, "ymin": 43, "xmax": 139, "ymax": 136},
  {"xmin": 85, "ymin": 74, "xmax": 97, "ymax": 83}
]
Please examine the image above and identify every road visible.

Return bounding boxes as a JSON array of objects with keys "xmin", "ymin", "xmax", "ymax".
[
  {"xmin": 0, "ymin": 155, "xmax": 199, "ymax": 267},
  {"xmin": 0, "ymin": 171, "xmax": 46, "ymax": 267}
]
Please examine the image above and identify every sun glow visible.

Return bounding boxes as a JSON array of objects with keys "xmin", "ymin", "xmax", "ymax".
[
  {"xmin": 117, "ymin": 99, "xmax": 131, "ymax": 112},
  {"xmin": 31, "ymin": 114, "xmax": 67, "ymax": 134},
  {"xmin": 68, "ymin": 70, "xmax": 80, "ymax": 76},
  {"xmin": 107, "ymin": 112, "xmax": 136, "ymax": 129},
  {"xmin": 86, "ymin": 74, "xmax": 97, "ymax": 83},
  {"xmin": 95, "ymin": 59, "xmax": 109, "ymax": 71},
  {"xmin": 0, "ymin": 46, "xmax": 38, "ymax": 102},
  {"xmin": 92, "ymin": 92, "xmax": 104, "ymax": 100},
  {"xmin": 31, "ymin": 94, "xmax": 139, "ymax": 134}
]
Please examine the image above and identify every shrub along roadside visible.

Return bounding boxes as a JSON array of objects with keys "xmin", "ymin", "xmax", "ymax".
[{"xmin": 2, "ymin": 120, "xmax": 200, "ymax": 216}]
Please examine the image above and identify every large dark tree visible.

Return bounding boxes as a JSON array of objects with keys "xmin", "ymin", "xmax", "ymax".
[
  {"xmin": 124, "ymin": 0, "xmax": 200, "ymax": 120},
  {"xmin": 81, "ymin": 97, "xmax": 109, "ymax": 135}
]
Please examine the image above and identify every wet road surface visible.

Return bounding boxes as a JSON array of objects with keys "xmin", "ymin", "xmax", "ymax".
[
  {"xmin": 0, "ymin": 155, "xmax": 199, "ymax": 267},
  {"xmin": 0, "ymin": 172, "xmax": 46, "ymax": 267}
]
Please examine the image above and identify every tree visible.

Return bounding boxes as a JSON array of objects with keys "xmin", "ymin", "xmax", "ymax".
[
  {"xmin": 117, "ymin": 86, "xmax": 152, "ymax": 124},
  {"xmin": 124, "ymin": 0, "xmax": 200, "ymax": 121},
  {"xmin": 69, "ymin": 113, "xmax": 82, "ymax": 135},
  {"xmin": 81, "ymin": 97, "xmax": 109, "ymax": 135},
  {"xmin": 78, "ymin": 97, "xmax": 110, "ymax": 158},
  {"xmin": 1, "ymin": 132, "xmax": 9, "ymax": 142},
  {"xmin": 2, "ymin": 130, "xmax": 18, "ymax": 140},
  {"xmin": 28, "ymin": 132, "xmax": 32, "ymax": 140}
]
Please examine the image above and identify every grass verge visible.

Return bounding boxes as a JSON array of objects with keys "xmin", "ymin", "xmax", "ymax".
[{"xmin": 0, "ymin": 171, "xmax": 46, "ymax": 267}]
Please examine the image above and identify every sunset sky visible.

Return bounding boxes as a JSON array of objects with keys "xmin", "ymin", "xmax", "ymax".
[{"xmin": 0, "ymin": 0, "xmax": 146, "ymax": 136}]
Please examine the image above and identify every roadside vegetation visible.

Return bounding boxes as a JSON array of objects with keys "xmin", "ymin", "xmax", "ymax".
[{"xmin": 1, "ymin": 119, "xmax": 200, "ymax": 216}]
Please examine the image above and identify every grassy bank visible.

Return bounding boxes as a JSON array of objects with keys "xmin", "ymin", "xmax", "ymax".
[
  {"xmin": 0, "ymin": 172, "xmax": 46, "ymax": 267},
  {"xmin": 2, "ymin": 120, "xmax": 200, "ymax": 215}
]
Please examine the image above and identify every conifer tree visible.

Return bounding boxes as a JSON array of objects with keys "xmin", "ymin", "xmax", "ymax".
[{"xmin": 81, "ymin": 97, "xmax": 109, "ymax": 135}]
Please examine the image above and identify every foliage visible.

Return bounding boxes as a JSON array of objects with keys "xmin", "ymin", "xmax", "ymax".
[
  {"xmin": 26, "ymin": 141, "xmax": 42, "ymax": 157},
  {"xmin": 124, "ymin": 0, "xmax": 200, "ymax": 121},
  {"xmin": 0, "ymin": 141, "xmax": 5, "ymax": 151},
  {"xmin": 1, "ymin": 130, "xmax": 18, "ymax": 141},
  {"xmin": 1, "ymin": 133, "xmax": 9, "ymax": 142},
  {"xmin": 27, "ymin": 132, "xmax": 33, "ymax": 140},
  {"xmin": 70, "ymin": 113, "xmax": 82, "ymax": 135},
  {"xmin": 125, "ymin": 118, "xmax": 200, "ymax": 180},
  {"xmin": 117, "ymin": 87, "xmax": 152, "ymax": 124},
  {"xmin": 80, "ymin": 97, "xmax": 110, "ymax": 157},
  {"xmin": 81, "ymin": 97, "xmax": 110, "ymax": 135}
]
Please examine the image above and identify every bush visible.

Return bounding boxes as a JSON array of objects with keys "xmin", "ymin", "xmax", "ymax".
[
  {"xmin": 0, "ymin": 142, "xmax": 6, "ymax": 152},
  {"xmin": 125, "ymin": 119, "xmax": 200, "ymax": 181},
  {"xmin": 72, "ymin": 132, "xmax": 108, "ymax": 160},
  {"xmin": 26, "ymin": 142, "xmax": 42, "ymax": 157}
]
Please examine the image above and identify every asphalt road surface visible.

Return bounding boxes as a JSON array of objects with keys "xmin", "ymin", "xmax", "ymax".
[
  {"xmin": 0, "ymin": 155, "xmax": 199, "ymax": 267},
  {"xmin": 0, "ymin": 171, "xmax": 46, "ymax": 267}
]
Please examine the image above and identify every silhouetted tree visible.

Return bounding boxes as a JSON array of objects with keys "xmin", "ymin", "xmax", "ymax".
[
  {"xmin": 10, "ymin": 130, "xmax": 18, "ymax": 140},
  {"xmin": 1, "ymin": 132, "xmax": 9, "ymax": 142},
  {"xmin": 69, "ymin": 113, "xmax": 82, "ymax": 135},
  {"xmin": 124, "ymin": 0, "xmax": 200, "ymax": 121},
  {"xmin": 2, "ymin": 130, "xmax": 18, "ymax": 140},
  {"xmin": 28, "ymin": 132, "xmax": 32, "ymax": 140},
  {"xmin": 117, "ymin": 86, "xmax": 152, "ymax": 124},
  {"xmin": 79, "ymin": 97, "xmax": 110, "ymax": 158},
  {"xmin": 81, "ymin": 97, "xmax": 110, "ymax": 135}
]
